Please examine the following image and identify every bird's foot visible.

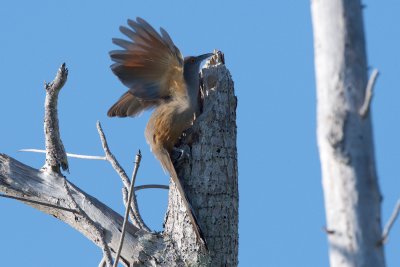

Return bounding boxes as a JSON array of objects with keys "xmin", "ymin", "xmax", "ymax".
[{"xmin": 171, "ymin": 146, "xmax": 190, "ymax": 165}]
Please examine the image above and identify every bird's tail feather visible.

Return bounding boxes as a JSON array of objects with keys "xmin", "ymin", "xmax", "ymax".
[{"xmin": 154, "ymin": 146, "xmax": 206, "ymax": 247}]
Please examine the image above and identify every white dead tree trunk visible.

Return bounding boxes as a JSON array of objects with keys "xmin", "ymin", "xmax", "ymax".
[
  {"xmin": 0, "ymin": 52, "xmax": 238, "ymax": 266},
  {"xmin": 311, "ymin": 1, "xmax": 385, "ymax": 266}
]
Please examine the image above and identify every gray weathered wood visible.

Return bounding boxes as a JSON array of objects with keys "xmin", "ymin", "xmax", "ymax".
[
  {"xmin": 0, "ymin": 154, "xmax": 163, "ymax": 266},
  {"xmin": 43, "ymin": 63, "xmax": 69, "ymax": 173},
  {"xmin": 311, "ymin": 1, "xmax": 385, "ymax": 266}
]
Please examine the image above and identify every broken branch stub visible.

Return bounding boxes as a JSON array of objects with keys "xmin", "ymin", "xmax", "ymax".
[{"xmin": 43, "ymin": 63, "xmax": 69, "ymax": 173}]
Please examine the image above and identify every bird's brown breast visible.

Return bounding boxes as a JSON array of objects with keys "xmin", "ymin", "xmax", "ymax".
[{"xmin": 145, "ymin": 97, "xmax": 194, "ymax": 153}]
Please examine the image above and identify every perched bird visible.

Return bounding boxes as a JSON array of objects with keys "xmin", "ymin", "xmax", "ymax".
[{"xmin": 107, "ymin": 17, "xmax": 212, "ymax": 245}]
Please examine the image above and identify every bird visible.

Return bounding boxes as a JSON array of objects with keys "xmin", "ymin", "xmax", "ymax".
[{"xmin": 107, "ymin": 17, "xmax": 212, "ymax": 246}]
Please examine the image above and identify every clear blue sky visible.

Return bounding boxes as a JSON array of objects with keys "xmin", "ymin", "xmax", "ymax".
[{"xmin": 0, "ymin": 1, "xmax": 399, "ymax": 266}]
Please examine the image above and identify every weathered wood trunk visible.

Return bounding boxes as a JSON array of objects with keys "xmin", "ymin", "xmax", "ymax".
[
  {"xmin": 164, "ymin": 61, "xmax": 238, "ymax": 266},
  {"xmin": 311, "ymin": 1, "xmax": 385, "ymax": 266}
]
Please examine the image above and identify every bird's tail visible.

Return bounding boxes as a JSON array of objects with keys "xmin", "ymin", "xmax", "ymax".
[{"xmin": 154, "ymin": 146, "xmax": 206, "ymax": 247}]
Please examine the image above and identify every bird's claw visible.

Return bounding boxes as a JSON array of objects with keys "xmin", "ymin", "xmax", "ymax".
[{"xmin": 171, "ymin": 146, "xmax": 190, "ymax": 165}]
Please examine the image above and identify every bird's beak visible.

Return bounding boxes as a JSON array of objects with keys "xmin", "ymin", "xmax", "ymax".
[{"xmin": 197, "ymin": 53, "xmax": 214, "ymax": 62}]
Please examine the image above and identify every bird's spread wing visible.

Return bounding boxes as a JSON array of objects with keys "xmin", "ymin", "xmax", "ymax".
[
  {"xmin": 110, "ymin": 17, "xmax": 184, "ymax": 101},
  {"xmin": 107, "ymin": 91, "xmax": 162, "ymax": 117}
]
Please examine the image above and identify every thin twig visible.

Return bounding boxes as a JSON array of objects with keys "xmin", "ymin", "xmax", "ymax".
[
  {"xmin": 121, "ymin": 187, "xmax": 139, "ymax": 228},
  {"xmin": 96, "ymin": 121, "xmax": 148, "ymax": 230},
  {"xmin": 0, "ymin": 193, "xmax": 78, "ymax": 214},
  {"xmin": 113, "ymin": 151, "xmax": 142, "ymax": 267},
  {"xmin": 359, "ymin": 69, "xmax": 379, "ymax": 118},
  {"xmin": 379, "ymin": 199, "xmax": 400, "ymax": 245},
  {"xmin": 63, "ymin": 179, "xmax": 113, "ymax": 267},
  {"xmin": 97, "ymin": 121, "xmax": 131, "ymax": 188},
  {"xmin": 19, "ymin": 149, "xmax": 106, "ymax": 160},
  {"xmin": 135, "ymin": 184, "xmax": 169, "ymax": 192}
]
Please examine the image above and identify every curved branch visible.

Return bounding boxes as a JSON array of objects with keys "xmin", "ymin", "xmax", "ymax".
[{"xmin": 135, "ymin": 184, "xmax": 169, "ymax": 191}]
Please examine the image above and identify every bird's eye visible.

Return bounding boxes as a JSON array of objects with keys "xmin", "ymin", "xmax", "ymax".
[{"xmin": 191, "ymin": 58, "xmax": 195, "ymax": 63}]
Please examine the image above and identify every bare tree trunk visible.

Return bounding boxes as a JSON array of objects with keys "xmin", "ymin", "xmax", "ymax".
[
  {"xmin": 164, "ymin": 59, "xmax": 238, "ymax": 266},
  {"xmin": 0, "ymin": 53, "xmax": 238, "ymax": 266},
  {"xmin": 311, "ymin": 1, "xmax": 385, "ymax": 266}
]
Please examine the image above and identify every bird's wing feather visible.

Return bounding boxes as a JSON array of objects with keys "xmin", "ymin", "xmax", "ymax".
[
  {"xmin": 110, "ymin": 17, "xmax": 184, "ymax": 101},
  {"xmin": 107, "ymin": 91, "xmax": 161, "ymax": 117}
]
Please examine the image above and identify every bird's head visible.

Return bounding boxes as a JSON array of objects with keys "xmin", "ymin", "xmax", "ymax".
[
  {"xmin": 184, "ymin": 53, "xmax": 214, "ymax": 73},
  {"xmin": 183, "ymin": 53, "xmax": 213, "ymax": 109}
]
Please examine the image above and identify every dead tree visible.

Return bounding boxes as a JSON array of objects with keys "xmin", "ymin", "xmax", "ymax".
[
  {"xmin": 311, "ymin": 1, "xmax": 386, "ymax": 266},
  {"xmin": 0, "ymin": 52, "xmax": 238, "ymax": 266}
]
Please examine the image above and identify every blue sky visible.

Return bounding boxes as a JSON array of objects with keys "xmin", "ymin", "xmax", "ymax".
[{"xmin": 0, "ymin": 1, "xmax": 399, "ymax": 266}]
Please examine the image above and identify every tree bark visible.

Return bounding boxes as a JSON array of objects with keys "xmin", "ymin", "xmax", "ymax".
[
  {"xmin": 164, "ymin": 58, "xmax": 238, "ymax": 266},
  {"xmin": 311, "ymin": 1, "xmax": 385, "ymax": 266},
  {"xmin": 0, "ymin": 54, "xmax": 238, "ymax": 266}
]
